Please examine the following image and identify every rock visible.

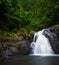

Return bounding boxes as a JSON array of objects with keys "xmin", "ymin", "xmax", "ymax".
[
  {"xmin": 0, "ymin": 44, "xmax": 3, "ymax": 57},
  {"xmin": 1, "ymin": 43, "xmax": 18, "ymax": 56},
  {"xmin": 43, "ymin": 25, "xmax": 59, "ymax": 54},
  {"xmin": 49, "ymin": 25, "xmax": 59, "ymax": 54},
  {"xmin": 27, "ymin": 30, "xmax": 35, "ymax": 43},
  {"xmin": 9, "ymin": 46, "xmax": 18, "ymax": 55},
  {"xmin": 50, "ymin": 25, "xmax": 59, "ymax": 37},
  {"xmin": 17, "ymin": 40, "xmax": 31, "ymax": 55}
]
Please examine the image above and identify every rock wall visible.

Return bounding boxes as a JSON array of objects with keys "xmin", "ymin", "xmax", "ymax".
[{"xmin": 43, "ymin": 25, "xmax": 59, "ymax": 54}]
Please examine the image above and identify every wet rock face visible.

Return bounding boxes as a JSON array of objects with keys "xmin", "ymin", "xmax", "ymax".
[
  {"xmin": 3, "ymin": 43, "xmax": 18, "ymax": 56},
  {"xmin": 43, "ymin": 25, "xmax": 59, "ymax": 54},
  {"xmin": 50, "ymin": 25, "xmax": 59, "ymax": 37},
  {"xmin": 49, "ymin": 25, "xmax": 59, "ymax": 54},
  {"xmin": 0, "ymin": 45, "xmax": 3, "ymax": 57},
  {"xmin": 17, "ymin": 40, "xmax": 31, "ymax": 55}
]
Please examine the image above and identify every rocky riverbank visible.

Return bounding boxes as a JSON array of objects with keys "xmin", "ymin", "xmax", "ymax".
[
  {"xmin": 0, "ymin": 30, "xmax": 35, "ymax": 61},
  {"xmin": 0, "ymin": 25, "xmax": 59, "ymax": 61}
]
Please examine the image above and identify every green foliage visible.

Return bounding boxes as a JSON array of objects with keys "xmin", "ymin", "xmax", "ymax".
[{"xmin": 0, "ymin": 0, "xmax": 59, "ymax": 32}]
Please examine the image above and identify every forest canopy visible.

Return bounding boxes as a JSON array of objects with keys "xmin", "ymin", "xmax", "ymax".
[{"xmin": 0, "ymin": 0, "xmax": 59, "ymax": 32}]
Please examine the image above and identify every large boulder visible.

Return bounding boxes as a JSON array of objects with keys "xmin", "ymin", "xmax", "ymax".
[
  {"xmin": 43, "ymin": 25, "xmax": 59, "ymax": 54},
  {"xmin": 17, "ymin": 40, "xmax": 31, "ymax": 55},
  {"xmin": 49, "ymin": 25, "xmax": 59, "ymax": 54}
]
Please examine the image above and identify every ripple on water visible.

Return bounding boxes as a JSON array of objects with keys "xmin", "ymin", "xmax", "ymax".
[{"xmin": 30, "ymin": 54, "xmax": 59, "ymax": 56}]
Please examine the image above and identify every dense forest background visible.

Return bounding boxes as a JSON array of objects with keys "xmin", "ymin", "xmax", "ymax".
[{"xmin": 0, "ymin": 0, "xmax": 59, "ymax": 33}]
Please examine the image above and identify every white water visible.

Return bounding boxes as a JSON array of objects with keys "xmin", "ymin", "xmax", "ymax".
[{"xmin": 31, "ymin": 29, "xmax": 54, "ymax": 55}]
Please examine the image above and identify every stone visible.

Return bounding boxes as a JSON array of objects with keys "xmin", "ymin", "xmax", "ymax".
[
  {"xmin": 43, "ymin": 25, "xmax": 59, "ymax": 54},
  {"xmin": 17, "ymin": 40, "xmax": 31, "ymax": 55}
]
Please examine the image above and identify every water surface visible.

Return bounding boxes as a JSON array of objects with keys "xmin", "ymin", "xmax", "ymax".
[{"xmin": 0, "ymin": 55, "xmax": 59, "ymax": 65}]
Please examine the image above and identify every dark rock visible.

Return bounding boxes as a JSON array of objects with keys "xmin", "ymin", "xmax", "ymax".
[
  {"xmin": 49, "ymin": 25, "xmax": 59, "ymax": 54},
  {"xmin": 50, "ymin": 25, "xmax": 59, "ymax": 37},
  {"xmin": 43, "ymin": 25, "xmax": 59, "ymax": 54},
  {"xmin": 17, "ymin": 40, "xmax": 31, "ymax": 55}
]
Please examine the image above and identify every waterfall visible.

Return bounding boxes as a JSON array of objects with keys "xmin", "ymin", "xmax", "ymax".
[{"xmin": 31, "ymin": 29, "xmax": 54, "ymax": 55}]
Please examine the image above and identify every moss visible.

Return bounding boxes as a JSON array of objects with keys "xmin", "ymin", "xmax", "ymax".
[{"xmin": 0, "ymin": 28, "xmax": 33, "ymax": 42}]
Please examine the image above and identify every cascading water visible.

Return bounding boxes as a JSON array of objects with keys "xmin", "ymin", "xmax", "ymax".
[{"xmin": 31, "ymin": 29, "xmax": 54, "ymax": 55}]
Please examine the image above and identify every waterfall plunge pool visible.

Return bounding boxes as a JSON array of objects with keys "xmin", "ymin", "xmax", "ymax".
[
  {"xmin": 30, "ymin": 54, "xmax": 59, "ymax": 56},
  {"xmin": 0, "ymin": 56, "xmax": 59, "ymax": 65}
]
